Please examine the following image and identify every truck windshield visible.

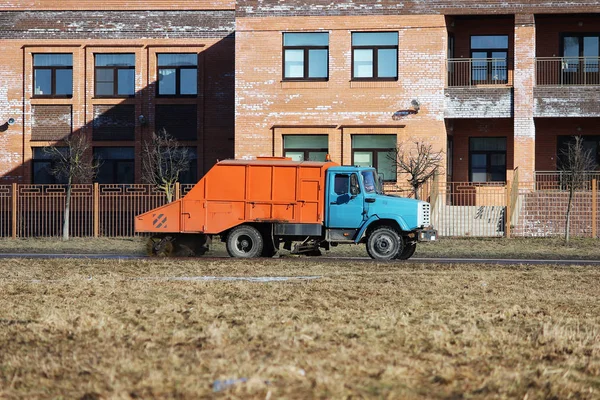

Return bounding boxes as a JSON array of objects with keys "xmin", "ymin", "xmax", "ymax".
[{"xmin": 361, "ymin": 170, "xmax": 381, "ymax": 194}]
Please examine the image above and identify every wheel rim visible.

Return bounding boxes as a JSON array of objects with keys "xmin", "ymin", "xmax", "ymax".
[
  {"xmin": 374, "ymin": 233, "xmax": 395, "ymax": 256},
  {"xmin": 236, "ymin": 234, "xmax": 254, "ymax": 254}
]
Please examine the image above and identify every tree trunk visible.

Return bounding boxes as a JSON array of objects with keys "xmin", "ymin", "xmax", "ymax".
[
  {"xmin": 565, "ymin": 187, "xmax": 574, "ymax": 243},
  {"xmin": 165, "ymin": 184, "xmax": 173, "ymax": 203},
  {"xmin": 63, "ymin": 179, "xmax": 72, "ymax": 241},
  {"xmin": 413, "ymin": 185, "xmax": 420, "ymax": 200}
]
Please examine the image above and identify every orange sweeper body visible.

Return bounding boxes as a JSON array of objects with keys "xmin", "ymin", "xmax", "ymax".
[{"xmin": 135, "ymin": 158, "xmax": 338, "ymax": 235}]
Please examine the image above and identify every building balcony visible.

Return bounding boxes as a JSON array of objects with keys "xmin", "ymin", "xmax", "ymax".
[
  {"xmin": 445, "ymin": 58, "xmax": 513, "ymax": 119},
  {"xmin": 535, "ymin": 57, "xmax": 600, "ymax": 118},
  {"xmin": 447, "ymin": 58, "xmax": 513, "ymax": 87},
  {"xmin": 537, "ymin": 57, "xmax": 600, "ymax": 86}
]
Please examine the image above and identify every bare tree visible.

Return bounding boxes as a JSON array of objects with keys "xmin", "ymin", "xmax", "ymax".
[
  {"xmin": 142, "ymin": 129, "xmax": 191, "ymax": 203},
  {"xmin": 559, "ymin": 136, "xmax": 597, "ymax": 243},
  {"xmin": 44, "ymin": 134, "xmax": 99, "ymax": 241},
  {"xmin": 389, "ymin": 140, "xmax": 444, "ymax": 199}
]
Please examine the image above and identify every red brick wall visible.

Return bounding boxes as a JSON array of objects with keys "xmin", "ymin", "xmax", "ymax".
[
  {"xmin": 0, "ymin": 10, "xmax": 235, "ymax": 183},
  {"xmin": 235, "ymin": 15, "xmax": 449, "ymax": 179}
]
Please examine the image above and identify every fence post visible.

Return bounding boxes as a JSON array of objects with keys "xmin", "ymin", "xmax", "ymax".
[
  {"xmin": 593, "ymin": 179, "xmax": 597, "ymax": 239},
  {"xmin": 11, "ymin": 183, "xmax": 17, "ymax": 239},
  {"xmin": 175, "ymin": 182, "xmax": 181, "ymax": 201},
  {"xmin": 93, "ymin": 183, "xmax": 99, "ymax": 238},
  {"xmin": 505, "ymin": 180, "xmax": 511, "ymax": 238}
]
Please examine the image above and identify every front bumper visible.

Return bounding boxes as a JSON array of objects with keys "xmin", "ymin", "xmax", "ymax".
[{"xmin": 417, "ymin": 228, "xmax": 437, "ymax": 242}]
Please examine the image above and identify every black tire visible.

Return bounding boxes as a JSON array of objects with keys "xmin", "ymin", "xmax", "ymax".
[
  {"xmin": 366, "ymin": 226, "xmax": 403, "ymax": 261},
  {"xmin": 226, "ymin": 225, "xmax": 264, "ymax": 258},
  {"xmin": 396, "ymin": 242, "xmax": 416, "ymax": 260}
]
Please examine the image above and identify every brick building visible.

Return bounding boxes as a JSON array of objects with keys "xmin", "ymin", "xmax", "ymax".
[
  {"xmin": 235, "ymin": 1, "xmax": 600, "ymax": 188},
  {"xmin": 0, "ymin": 0, "xmax": 235, "ymax": 184},
  {"xmin": 0, "ymin": 1, "xmax": 599, "ymax": 188}
]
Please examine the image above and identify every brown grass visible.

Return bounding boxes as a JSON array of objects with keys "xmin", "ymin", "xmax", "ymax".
[{"xmin": 1, "ymin": 258, "xmax": 599, "ymax": 399}]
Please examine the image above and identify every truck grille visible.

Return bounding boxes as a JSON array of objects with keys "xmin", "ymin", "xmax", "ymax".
[{"xmin": 418, "ymin": 202, "xmax": 431, "ymax": 227}]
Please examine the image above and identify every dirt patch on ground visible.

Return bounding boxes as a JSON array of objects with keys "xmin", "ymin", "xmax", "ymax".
[{"xmin": 0, "ymin": 258, "xmax": 599, "ymax": 398}]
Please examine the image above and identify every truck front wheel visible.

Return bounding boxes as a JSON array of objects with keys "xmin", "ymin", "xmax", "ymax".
[
  {"xmin": 226, "ymin": 225, "xmax": 264, "ymax": 258},
  {"xmin": 366, "ymin": 226, "xmax": 403, "ymax": 261}
]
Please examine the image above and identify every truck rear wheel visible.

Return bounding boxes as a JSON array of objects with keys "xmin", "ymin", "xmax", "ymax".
[
  {"xmin": 226, "ymin": 225, "xmax": 264, "ymax": 258},
  {"xmin": 396, "ymin": 242, "xmax": 416, "ymax": 260},
  {"xmin": 366, "ymin": 226, "xmax": 403, "ymax": 261}
]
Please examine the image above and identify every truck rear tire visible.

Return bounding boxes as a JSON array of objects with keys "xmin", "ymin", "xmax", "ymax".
[
  {"xmin": 226, "ymin": 225, "xmax": 264, "ymax": 258},
  {"xmin": 366, "ymin": 226, "xmax": 403, "ymax": 261},
  {"xmin": 396, "ymin": 242, "xmax": 416, "ymax": 260}
]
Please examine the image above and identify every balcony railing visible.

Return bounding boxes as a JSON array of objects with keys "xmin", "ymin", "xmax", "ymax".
[
  {"xmin": 537, "ymin": 57, "xmax": 600, "ymax": 86},
  {"xmin": 535, "ymin": 171, "xmax": 600, "ymax": 190},
  {"xmin": 447, "ymin": 58, "xmax": 513, "ymax": 87}
]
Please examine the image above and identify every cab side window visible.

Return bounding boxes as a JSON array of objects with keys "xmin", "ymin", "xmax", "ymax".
[{"xmin": 334, "ymin": 174, "xmax": 349, "ymax": 195}]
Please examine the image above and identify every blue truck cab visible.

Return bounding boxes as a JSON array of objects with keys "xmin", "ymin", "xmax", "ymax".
[{"xmin": 324, "ymin": 166, "xmax": 436, "ymax": 260}]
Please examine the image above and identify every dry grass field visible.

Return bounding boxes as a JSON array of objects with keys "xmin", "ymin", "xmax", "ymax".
[{"xmin": 1, "ymin": 258, "xmax": 599, "ymax": 399}]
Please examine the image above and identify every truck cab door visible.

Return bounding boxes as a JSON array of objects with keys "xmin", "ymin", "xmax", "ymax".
[{"xmin": 326, "ymin": 173, "xmax": 366, "ymax": 229}]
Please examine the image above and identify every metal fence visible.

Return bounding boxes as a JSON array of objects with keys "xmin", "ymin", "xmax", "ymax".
[
  {"xmin": 0, "ymin": 183, "xmax": 195, "ymax": 238},
  {"xmin": 535, "ymin": 171, "xmax": 600, "ymax": 191},
  {"xmin": 537, "ymin": 57, "xmax": 600, "ymax": 86},
  {"xmin": 1, "ymin": 180, "xmax": 599, "ymax": 239},
  {"xmin": 447, "ymin": 58, "xmax": 513, "ymax": 87}
]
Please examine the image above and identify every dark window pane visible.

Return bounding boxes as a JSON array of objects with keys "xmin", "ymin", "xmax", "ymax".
[
  {"xmin": 158, "ymin": 54, "xmax": 198, "ymax": 66},
  {"xmin": 96, "ymin": 69, "xmax": 114, "ymax": 82},
  {"xmin": 284, "ymin": 49, "xmax": 304, "ymax": 78},
  {"xmin": 178, "ymin": 147, "xmax": 198, "ymax": 184},
  {"xmin": 353, "ymin": 49, "xmax": 373, "ymax": 78},
  {"xmin": 55, "ymin": 69, "xmax": 73, "ymax": 96},
  {"xmin": 334, "ymin": 174, "xmax": 350, "ymax": 195},
  {"xmin": 117, "ymin": 69, "xmax": 135, "ymax": 95},
  {"xmin": 377, "ymin": 48, "xmax": 397, "ymax": 78},
  {"xmin": 352, "ymin": 32, "xmax": 398, "ymax": 46},
  {"xmin": 94, "ymin": 147, "xmax": 134, "ymax": 160},
  {"xmin": 308, "ymin": 49, "xmax": 328, "ymax": 78},
  {"xmin": 470, "ymin": 138, "xmax": 506, "ymax": 151},
  {"xmin": 284, "ymin": 135, "xmax": 328, "ymax": 149},
  {"xmin": 180, "ymin": 68, "xmax": 198, "ymax": 95},
  {"xmin": 96, "ymin": 82, "xmax": 114, "ymax": 96},
  {"xmin": 564, "ymin": 36, "xmax": 580, "ymax": 57},
  {"xmin": 96, "ymin": 54, "xmax": 135, "ymax": 67},
  {"xmin": 352, "ymin": 135, "xmax": 396, "ymax": 149},
  {"xmin": 115, "ymin": 161, "xmax": 135, "ymax": 184},
  {"xmin": 471, "ymin": 35, "xmax": 508, "ymax": 49},
  {"xmin": 158, "ymin": 68, "xmax": 177, "ymax": 95},
  {"xmin": 307, "ymin": 151, "xmax": 327, "ymax": 161},
  {"xmin": 94, "ymin": 147, "xmax": 135, "ymax": 184},
  {"xmin": 584, "ymin": 37, "xmax": 599, "ymax": 57},
  {"xmin": 34, "ymin": 69, "xmax": 52, "ymax": 95},
  {"xmin": 377, "ymin": 150, "xmax": 396, "ymax": 181},
  {"xmin": 34, "ymin": 54, "xmax": 72, "ymax": 67},
  {"xmin": 283, "ymin": 32, "xmax": 328, "ymax": 46}
]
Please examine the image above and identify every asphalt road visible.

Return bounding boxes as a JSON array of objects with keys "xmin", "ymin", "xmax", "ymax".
[{"xmin": 0, "ymin": 253, "xmax": 599, "ymax": 265}]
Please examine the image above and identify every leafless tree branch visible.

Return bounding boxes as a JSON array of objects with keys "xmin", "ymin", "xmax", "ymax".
[
  {"xmin": 559, "ymin": 136, "xmax": 597, "ymax": 242},
  {"xmin": 142, "ymin": 129, "xmax": 190, "ymax": 203},
  {"xmin": 388, "ymin": 141, "xmax": 444, "ymax": 200},
  {"xmin": 44, "ymin": 133, "xmax": 99, "ymax": 240}
]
